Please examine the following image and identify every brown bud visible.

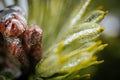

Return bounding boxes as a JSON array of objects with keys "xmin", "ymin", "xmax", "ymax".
[
  {"xmin": 0, "ymin": 9, "xmax": 27, "ymax": 37},
  {"xmin": 0, "ymin": 7, "xmax": 43, "ymax": 77},
  {"xmin": 30, "ymin": 44, "xmax": 42, "ymax": 64},
  {"xmin": 23, "ymin": 25, "xmax": 42, "ymax": 64},
  {"xmin": 6, "ymin": 37, "xmax": 29, "ymax": 69}
]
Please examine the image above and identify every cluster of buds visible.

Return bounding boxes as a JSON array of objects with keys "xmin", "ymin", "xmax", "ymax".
[{"xmin": 0, "ymin": 6, "xmax": 42, "ymax": 74}]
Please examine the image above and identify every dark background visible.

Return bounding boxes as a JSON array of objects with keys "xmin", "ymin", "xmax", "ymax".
[{"xmin": 91, "ymin": 0, "xmax": 120, "ymax": 80}]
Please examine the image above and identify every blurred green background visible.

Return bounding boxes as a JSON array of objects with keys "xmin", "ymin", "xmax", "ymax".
[{"xmin": 0, "ymin": 0, "xmax": 120, "ymax": 80}]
